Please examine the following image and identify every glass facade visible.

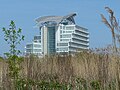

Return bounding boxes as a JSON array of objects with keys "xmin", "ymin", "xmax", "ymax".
[{"xmin": 47, "ymin": 27, "xmax": 56, "ymax": 54}]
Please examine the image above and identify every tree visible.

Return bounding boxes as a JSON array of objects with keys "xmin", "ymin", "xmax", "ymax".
[
  {"xmin": 2, "ymin": 20, "xmax": 24, "ymax": 89},
  {"xmin": 3, "ymin": 20, "xmax": 24, "ymax": 57}
]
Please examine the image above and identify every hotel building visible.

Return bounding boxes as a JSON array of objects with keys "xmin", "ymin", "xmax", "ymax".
[{"xmin": 25, "ymin": 13, "xmax": 89, "ymax": 56}]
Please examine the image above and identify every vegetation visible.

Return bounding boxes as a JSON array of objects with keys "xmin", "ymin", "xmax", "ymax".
[
  {"xmin": 0, "ymin": 57, "xmax": 3, "ymax": 61},
  {"xmin": 101, "ymin": 7, "xmax": 120, "ymax": 90},
  {"xmin": 0, "ymin": 51, "xmax": 120, "ymax": 90},
  {"xmin": 0, "ymin": 7, "xmax": 120, "ymax": 90},
  {"xmin": 101, "ymin": 7, "xmax": 120, "ymax": 52},
  {"xmin": 2, "ymin": 20, "xmax": 24, "ymax": 89}
]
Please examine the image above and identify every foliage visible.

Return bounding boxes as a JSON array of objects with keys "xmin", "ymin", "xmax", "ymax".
[
  {"xmin": 0, "ymin": 49, "xmax": 120, "ymax": 89},
  {"xmin": 1, "ymin": 7, "xmax": 120, "ymax": 90},
  {"xmin": 75, "ymin": 78, "xmax": 87, "ymax": 90},
  {"xmin": 2, "ymin": 20, "xmax": 24, "ymax": 56},
  {"xmin": 2, "ymin": 20, "xmax": 24, "ymax": 89},
  {"xmin": 90, "ymin": 80, "xmax": 101, "ymax": 90},
  {"xmin": 0, "ymin": 56, "xmax": 4, "ymax": 61}
]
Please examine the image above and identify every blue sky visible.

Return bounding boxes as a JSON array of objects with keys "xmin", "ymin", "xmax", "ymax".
[{"xmin": 0, "ymin": 0, "xmax": 120, "ymax": 56}]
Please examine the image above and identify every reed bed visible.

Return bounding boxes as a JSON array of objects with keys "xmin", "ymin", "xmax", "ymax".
[{"xmin": 0, "ymin": 51, "xmax": 120, "ymax": 90}]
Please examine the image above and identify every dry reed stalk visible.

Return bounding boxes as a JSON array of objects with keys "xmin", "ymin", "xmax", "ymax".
[
  {"xmin": 0, "ymin": 61, "xmax": 3, "ymax": 89},
  {"xmin": 101, "ymin": 7, "xmax": 118, "ymax": 52},
  {"xmin": 54, "ymin": 55, "xmax": 73, "ymax": 83},
  {"xmin": 1, "ymin": 61, "xmax": 13, "ymax": 90},
  {"xmin": 1, "ymin": 51, "xmax": 120, "ymax": 89}
]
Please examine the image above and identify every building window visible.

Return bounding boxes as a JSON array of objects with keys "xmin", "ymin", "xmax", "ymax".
[
  {"xmin": 66, "ymin": 26, "xmax": 74, "ymax": 30},
  {"xmin": 26, "ymin": 49, "xmax": 32, "ymax": 53},
  {"xmin": 34, "ymin": 36, "xmax": 41, "ymax": 40},
  {"xmin": 60, "ymin": 39, "xmax": 70, "ymax": 41},
  {"xmin": 63, "ymin": 31, "xmax": 65, "ymax": 33},
  {"xmin": 66, "ymin": 31, "xmax": 73, "ymax": 33},
  {"xmin": 60, "ymin": 26, "xmax": 62, "ymax": 29},
  {"xmin": 60, "ymin": 30, "xmax": 62, "ymax": 34},
  {"xmin": 33, "ymin": 49, "xmax": 41, "ymax": 52},
  {"xmin": 60, "ymin": 34, "xmax": 71, "ymax": 38},
  {"xmin": 26, "ymin": 44, "xmax": 32, "ymax": 48},
  {"xmin": 63, "ymin": 26, "xmax": 65, "ymax": 30},
  {"xmin": 57, "ymin": 43, "xmax": 68, "ymax": 46},
  {"xmin": 60, "ymin": 35, "xmax": 62, "ymax": 38},
  {"xmin": 73, "ymin": 34, "xmax": 88, "ymax": 40},
  {"xmin": 57, "ymin": 48, "xmax": 68, "ymax": 51},
  {"xmin": 34, "ymin": 44, "xmax": 41, "ymax": 48}
]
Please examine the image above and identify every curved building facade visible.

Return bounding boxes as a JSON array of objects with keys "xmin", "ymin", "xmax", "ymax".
[{"xmin": 25, "ymin": 13, "xmax": 89, "ymax": 56}]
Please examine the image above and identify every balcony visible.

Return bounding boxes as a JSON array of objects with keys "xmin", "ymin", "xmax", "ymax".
[
  {"xmin": 72, "ymin": 35, "xmax": 89, "ymax": 42},
  {"xmin": 74, "ymin": 32, "xmax": 89, "ymax": 38}
]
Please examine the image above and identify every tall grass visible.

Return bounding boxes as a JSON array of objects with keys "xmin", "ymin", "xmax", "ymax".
[{"xmin": 0, "ymin": 50, "xmax": 120, "ymax": 90}]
